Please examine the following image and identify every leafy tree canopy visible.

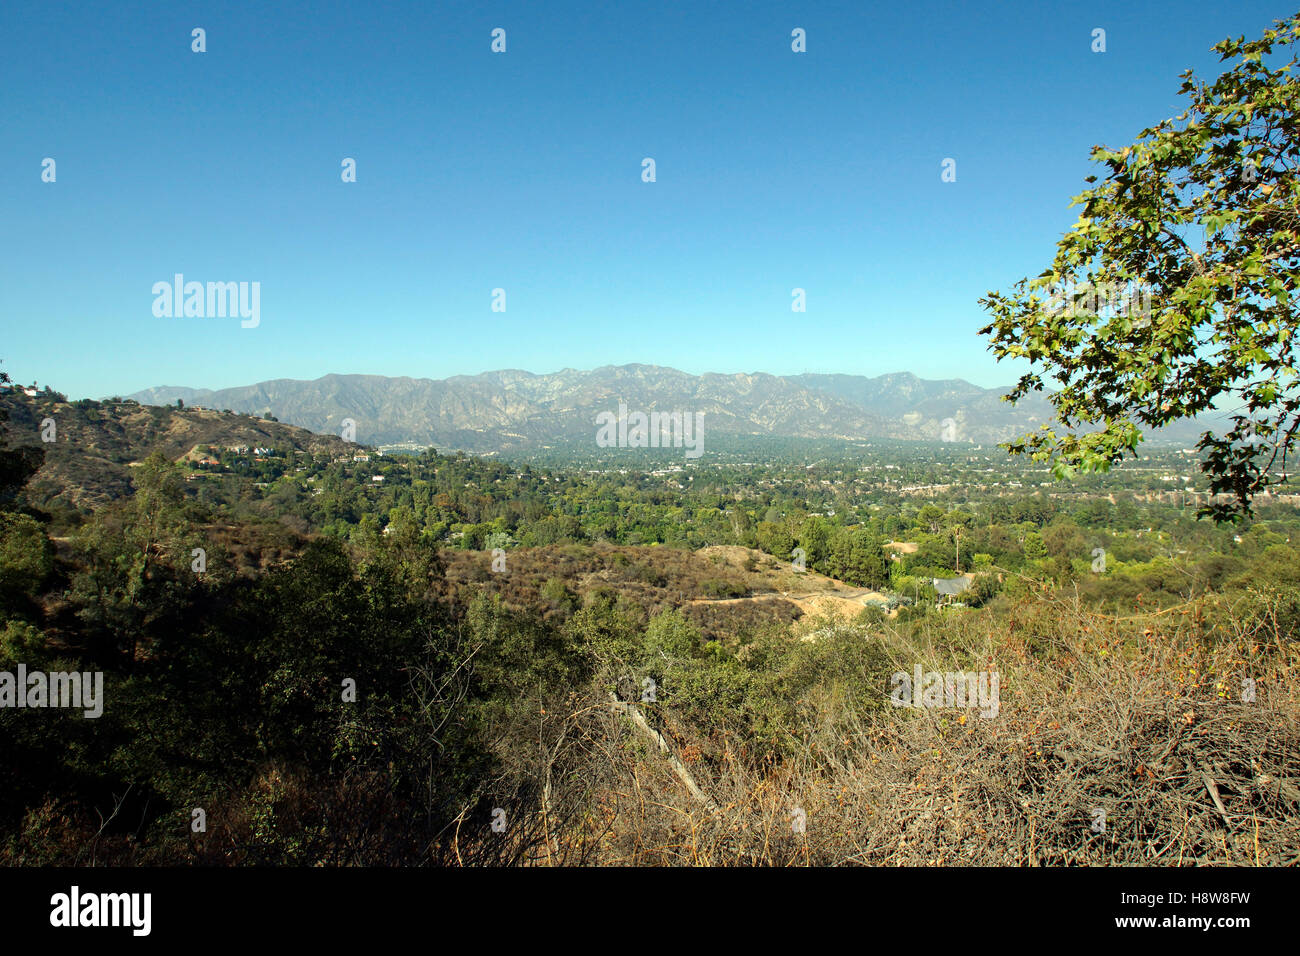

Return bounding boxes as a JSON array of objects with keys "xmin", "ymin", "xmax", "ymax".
[{"xmin": 981, "ymin": 13, "xmax": 1300, "ymax": 521}]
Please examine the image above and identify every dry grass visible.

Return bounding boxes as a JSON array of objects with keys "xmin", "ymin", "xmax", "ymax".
[{"xmin": 562, "ymin": 587, "xmax": 1300, "ymax": 865}]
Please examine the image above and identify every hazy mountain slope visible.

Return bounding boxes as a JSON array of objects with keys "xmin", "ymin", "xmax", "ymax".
[
  {"xmin": 789, "ymin": 372, "xmax": 987, "ymax": 419},
  {"xmin": 129, "ymin": 364, "xmax": 1222, "ymax": 453},
  {"xmin": 788, "ymin": 371, "xmax": 1068, "ymax": 442},
  {"xmin": 131, "ymin": 366, "xmax": 892, "ymax": 450}
]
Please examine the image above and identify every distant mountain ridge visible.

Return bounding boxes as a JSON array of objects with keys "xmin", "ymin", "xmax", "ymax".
[{"xmin": 129, "ymin": 364, "xmax": 1211, "ymax": 453}]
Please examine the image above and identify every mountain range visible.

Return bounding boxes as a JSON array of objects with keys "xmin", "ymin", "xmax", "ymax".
[{"xmin": 128, "ymin": 365, "xmax": 1213, "ymax": 454}]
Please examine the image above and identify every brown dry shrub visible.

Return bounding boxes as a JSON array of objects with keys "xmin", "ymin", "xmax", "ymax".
[{"xmin": 564, "ymin": 587, "xmax": 1300, "ymax": 865}]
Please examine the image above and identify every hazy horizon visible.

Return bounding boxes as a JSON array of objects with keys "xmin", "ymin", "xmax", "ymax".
[{"xmin": 99, "ymin": 363, "xmax": 1019, "ymax": 403}]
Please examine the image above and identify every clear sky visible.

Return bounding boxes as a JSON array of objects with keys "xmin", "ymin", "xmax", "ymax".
[{"xmin": 1, "ymin": 0, "xmax": 1290, "ymax": 399}]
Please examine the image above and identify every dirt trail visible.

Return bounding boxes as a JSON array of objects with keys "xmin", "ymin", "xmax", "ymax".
[{"xmin": 689, "ymin": 546, "xmax": 899, "ymax": 619}]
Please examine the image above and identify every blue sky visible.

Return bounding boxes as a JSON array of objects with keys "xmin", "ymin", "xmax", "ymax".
[{"xmin": 0, "ymin": 0, "xmax": 1290, "ymax": 398}]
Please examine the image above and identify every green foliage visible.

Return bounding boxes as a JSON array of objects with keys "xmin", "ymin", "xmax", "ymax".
[
  {"xmin": 9, "ymin": 359, "xmax": 1300, "ymax": 864},
  {"xmin": 699, "ymin": 577, "xmax": 747, "ymax": 599},
  {"xmin": 539, "ymin": 576, "xmax": 577, "ymax": 614},
  {"xmin": 981, "ymin": 12, "xmax": 1300, "ymax": 520},
  {"xmin": 644, "ymin": 609, "xmax": 701, "ymax": 658},
  {"xmin": 1023, "ymin": 531, "xmax": 1047, "ymax": 560},
  {"xmin": 0, "ymin": 513, "xmax": 53, "ymax": 612},
  {"xmin": 0, "ymin": 619, "xmax": 46, "ymax": 664},
  {"xmin": 963, "ymin": 573, "xmax": 1002, "ymax": 608},
  {"xmin": 755, "ymin": 521, "xmax": 795, "ymax": 562},
  {"xmin": 565, "ymin": 590, "xmax": 643, "ymax": 670}
]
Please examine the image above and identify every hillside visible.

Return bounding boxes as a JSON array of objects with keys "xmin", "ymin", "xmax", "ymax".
[
  {"xmin": 3, "ymin": 377, "xmax": 1297, "ymax": 871},
  {"xmin": 437, "ymin": 543, "xmax": 903, "ymax": 642},
  {"xmin": 0, "ymin": 392, "xmax": 361, "ymax": 511}
]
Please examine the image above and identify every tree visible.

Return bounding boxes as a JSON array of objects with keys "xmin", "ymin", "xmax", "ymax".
[
  {"xmin": 0, "ymin": 513, "xmax": 53, "ymax": 613},
  {"xmin": 1023, "ymin": 532, "xmax": 1047, "ymax": 561},
  {"xmin": 644, "ymin": 609, "xmax": 700, "ymax": 659},
  {"xmin": 965, "ymin": 573, "xmax": 1001, "ymax": 608},
  {"xmin": 917, "ymin": 504, "xmax": 947, "ymax": 535},
  {"xmin": 844, "ymin": 529, "xmax": 889, "ymax": 588},
  {"xmin": 68, "ymin": 451, "xmax": 196, "ymax": 666},
  {"xmin": 798, "ymin": 515, "xmax": 831, "ymax": 567},
  {"xmin": 0, "ymin": 369, "xmax": 44, "ymax": 509},
  {"xmin": 755, "ymin": 521, "xmax": 794, "ymax": 562},
  {"xmin": 980, "ymin": 13, "xmax": 1300, "ymax": 521}
]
